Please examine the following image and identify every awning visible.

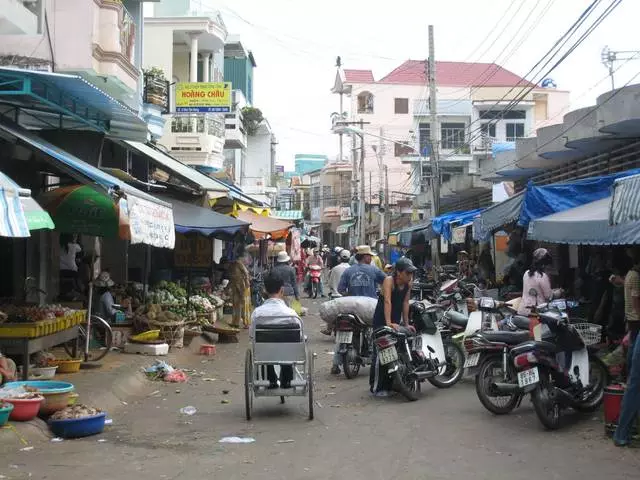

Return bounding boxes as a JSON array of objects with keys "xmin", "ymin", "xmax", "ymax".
[
  {"xmin": 0, "ymin": 121, "xmax": 175, "ymax": 248},
  {"xmin": 527, "ymin": 197, "xmax": 640, "ymax": 245},
  {"xmin": 474, "ymin": 191, "xmax": 526, "ymax": 240},
  {"xmin": 237, "ymin": 211, "xmax": 291, "ymax": 240},
  {"xmin": 336, "ymin": 222, "xmax": 354, "ymax": 234},
  {"xmin": 432, "ymin": 208, "xmax": 485, "ymax": 242},
  {"xmin": 395, "ymin": 222, "xmax": 434, "ymax": 247},
  {"xmin": 0, "ymin": 171, "xmax": 54, "ymax": 234},
  {"xmin": 271, "ymin": 210, "xmax": 303, "ymax": 221},
  {"xmin": 159, "ymin": 196, "xmax": 249, "ymax": 238},
  {"xmin": 0, "ymin": 68, "xmax": 148, "ymax": 142},
  {"xmin": 124, "ymin": 141, "xmax": 228, "ymax": 195},
  {"xmin": 610, "ymin": 173, "xmax": 640, "ymax": 225}
]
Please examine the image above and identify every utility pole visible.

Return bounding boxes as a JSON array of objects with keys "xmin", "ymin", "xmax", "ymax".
[
  {"xmin": 359, "ymin": 119, "xmax": 366, "ymax": 246},
  {"xmin": 384, "ymin": 165, "xmax": 389, "ymax": 239},
  {"xmin": 601, "ymin": 46, "xmax": 640, "ymax": 91},
  {"xmin": 351, "ymin": 133, "xmax": 358, "ymax": 247},
  {"xmin": 428, "ymin": 24, "xmax": 441, "ymax": 267},
  {"xmin": 369, "ymin": 171, "xmax": 372, "ymax": 226},
  {"xmin": 377, "ymin": 127, "xmax": 385, "ymax": 243}
]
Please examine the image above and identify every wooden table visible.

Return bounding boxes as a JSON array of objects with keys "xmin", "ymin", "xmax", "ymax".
[{"xmin": 0, "ymin": 326, "xmax": 80, "ymax": 380}]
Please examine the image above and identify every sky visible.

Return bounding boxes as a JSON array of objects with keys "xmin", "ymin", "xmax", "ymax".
[{"xmin": 178, "ymin": 0, "xmax": 640, "ymax": 171}]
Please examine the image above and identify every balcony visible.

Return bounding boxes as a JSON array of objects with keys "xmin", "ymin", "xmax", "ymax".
[
  {"xmin": 143, "ymin": 74, "xmax": 170, "ymax": 112},
  {"xmin": 0, "ymin": 0, "xmax": 38, "ymax": 35},
  {"xmin": 164, "ymin": 114, "xmax": 226, "ymax": 168},
  {"xmin": 472, "ymin": 134, "xmax": 496, "ymax": 153},
  {"xmin": 224, "ymin": 112, "xmax": 247, "ymax": 149},
  {"xmin": 413, "ymin": 98, "xmax": 472, "ymax": 117}
]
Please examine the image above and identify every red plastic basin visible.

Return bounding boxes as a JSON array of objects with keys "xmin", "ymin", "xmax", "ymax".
[{"xmin": 2, "ymin": 396, "xmax": 44, "ymax": 421}]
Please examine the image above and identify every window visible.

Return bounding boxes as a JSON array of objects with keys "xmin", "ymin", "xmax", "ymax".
[
  {"xmin": 440, "ymin": 122, "xmax": 466, "ymax": 150},
  {"xmin": 506, "ymin": 123, "xmax": 525, "ymax": 141},
  {"xmin": 418, "ymin": 123, "xmax": 431, "ymax": 156},
  {"xmin": 479, "ymin": 109, "xmax": 526, "ymax": 120},
  {"xmin": 312, "ymin": 185, "xmax": 321, "ymax": 208},
  {"xmin": 322, "ymin": 185, "xmax": 333, "ymax": 207},
  {"xmin": 394, "ymin": 142, "xmax": 414, "ymax": 157},
  {"xmin": 480, "ymin": 122, "xmax": 496, "ymax": 138},
  {"xmin": 394, "ymin": 98, "xmax": 409, "ymax": 114},
  {"xmin": 357, "ymin": 92, "xmax": 374, "ymax": 113}
]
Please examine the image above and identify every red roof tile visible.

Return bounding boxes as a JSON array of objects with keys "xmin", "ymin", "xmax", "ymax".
[
  {"xmin": 343, "ymin": 69, "xmax": 374, "ymax": 83},
  {"xmin": 378, "ymin": 60, "xmax": 532, "ymax": 87}
]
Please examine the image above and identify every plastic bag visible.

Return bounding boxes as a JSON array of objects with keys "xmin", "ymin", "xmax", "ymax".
[
  {"xmin": 318, "ymin": 297, "xmax": 378, "ymax": 327},
  {"xmin": 291, "ymin": 299, "xmax": 303, "ymax": 316}
]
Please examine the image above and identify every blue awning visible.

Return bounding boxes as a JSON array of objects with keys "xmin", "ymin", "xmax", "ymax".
[
  {"xmin": 0, "ymin": 120, "xmax": 170, "ymax": 209},
  {"xmin": 528, "ymin": 197, "xmax": 640, "ymax": 245},
  {"xmin": 610, "ymin": 173, "xmax": 640, "ymax": 225},
  {"xmin": 159, "ymin": 196, "xmax": 249, "ymax": 238},
  {"xmin": 518, "ymin": 169, "xmax": 640, "ymax": 226},
  {"xmin": 432, "ymin": 208, "xmax": 485, "ymax": 242},
  {"xmin": 0, "ymin": 68, "xmax": 148, "ymax": 141}
]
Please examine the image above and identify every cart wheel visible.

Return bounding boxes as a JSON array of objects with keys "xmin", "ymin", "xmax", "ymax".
[
  {"xmin": 280, "ymin": 396, "xmax": 285, "ymax": 404},
  {"xmin": 307, "ymin": 350, "xmax": 315, "ymax": 421},
  {"xmin": 244, "ymin": 348, "xmax": 253, "ymax": 421}
]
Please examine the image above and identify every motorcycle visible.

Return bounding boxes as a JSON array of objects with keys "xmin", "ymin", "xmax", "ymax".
[
  {"xmin": 334, "ymin": 312, "xmax": 372, "ymax": 379},
  {"xmin": 372, "ymin": 301, "xmax": 465, "ymax": 401},
  {"xmin": 308, "ymin": 265, "xmax": 322, "ymax": 298},
  {"xmin": 503, "ymin": 300, "xmax": 608, "ymax": 430}
]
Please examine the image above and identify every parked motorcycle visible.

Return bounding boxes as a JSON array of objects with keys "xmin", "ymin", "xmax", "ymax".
[
  {"xmin": 334, "ymin": 313, "xmax": 372, "ymax": 379},
  {"xmin": 372, "ymin": 302, "xmax": 465, "ymax": 401},
  {"xmin": 308, "ymin": 265, "xmax": 322, "ymax": 298},
  {"xmin": 505, "ymin": 301, "xmax": 607, "ymax": 429}
]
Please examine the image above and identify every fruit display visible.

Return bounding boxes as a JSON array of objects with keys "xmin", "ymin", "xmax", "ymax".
[{"xmin": 0, "ymin": 304, "xmax": 76, "ymax": 323}]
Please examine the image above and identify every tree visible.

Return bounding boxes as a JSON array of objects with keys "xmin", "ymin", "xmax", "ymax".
[{"xmin": 241, "ymin": 106, "xmax": 264, "ymax": 135}]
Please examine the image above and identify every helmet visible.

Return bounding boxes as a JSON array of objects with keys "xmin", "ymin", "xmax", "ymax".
[
  {"xmin": 339, "ymin": 249, "xmax": 351, "ymax": 260},
  {"xmin": 334, "ymin": 246, "xmax": 343, "ymax": 253},
  {"xmin": 395, "ymin": 257, "xmax": 417, "ymax": 273},
  {"xmin": 533, "ymin": 248, "xmax": 551, "ymax": 263}
]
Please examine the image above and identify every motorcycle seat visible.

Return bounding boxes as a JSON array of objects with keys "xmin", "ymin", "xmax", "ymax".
[
  {"xmin": 447, "ymin": 310, "xmax": 468, "ymax": 327},
  {"xmin": 480, "ymin": 330, "xmax": 531, "ymax": 345},
  {"xmin": 510, "ymin": 315, "xmax": 531, "ymax": 330},
  {"xmin": 510, "ymin": 340, "xmax": 559, "ymax": 356}
]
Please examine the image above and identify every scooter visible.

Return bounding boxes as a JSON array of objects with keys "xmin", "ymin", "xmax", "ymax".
[
  {"xmin": 308, "ymin": 265, "xmax": 322, "ymax": 298},
  {"xmin": 334, "ymin": 312, "xmax": 372, "ymax": 379}
]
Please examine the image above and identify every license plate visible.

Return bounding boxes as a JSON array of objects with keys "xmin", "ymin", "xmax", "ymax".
[
  {"xmin": 335, "ymin": 331, "xmax": 353, "ymax": 344},
  {"xmin": 464, "ymin": 352, "xmax": 480, "ymax": 368},
  {"xmin": 379, "ymin": 346, "xmax": 398, "ymax": 365},
  {"xmin": 517, "ymin": 367, "xmax": 539, "ymax": 388}
]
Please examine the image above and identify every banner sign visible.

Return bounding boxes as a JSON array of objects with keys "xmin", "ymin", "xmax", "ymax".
[
  {"xmin": 175, "ymin": 82, "xmax": 232, "ymax": 113},
  {"xmin": 127, "ymin": 195, "xmax": 175, "ymax": 249},
  {"xmin": 174, "ymin": 234, "xmax": 212, "ymax": 268}
]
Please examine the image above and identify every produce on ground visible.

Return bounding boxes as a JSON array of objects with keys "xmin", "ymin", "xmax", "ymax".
[
  {"xmin": 50, "ymin": 404, "xmax": 102, "ymax": 420},
  {"xmin": 0, "ymin": 304, "xmax": 76, "ymax": 323}
]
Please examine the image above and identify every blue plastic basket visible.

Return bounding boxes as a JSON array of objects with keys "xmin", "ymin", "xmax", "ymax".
[
  {"xmin": 0, "ymin": 402, "xmax": 14, "ymax": 426},
  {"xmin": 3, "ymin": 381, "xmax": 74, "ymax": 394},
  {"xmin": 48, "ymin": 412, "xmax": 106, "ymax": 438}
]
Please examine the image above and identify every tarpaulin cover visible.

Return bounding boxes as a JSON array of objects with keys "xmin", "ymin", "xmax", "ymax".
[
  {"xmin": 395, "ymin": 222, "xmax": 432, "ymax": 247},
  {"xmin": 238, "ymin": 211, "xmax": 292, "ymax": 240},
  {"xmin": 492, "ymin": 142, "xmax": 515, "ymax": 158},
  {"xmin": 474, "ymin": 191, "xmax": 525, "ymax": 241},
  {"xmin": 527, "ymin": 197, "xmax": 640, "ymax": 245},
  {"xmin": 610, "ymin": 173, "xmax": 640, "ymax": 225},
  {"xmin": 432, "ymin": 208, "xmax": 485, "ymax": 242},
  {"xmin": 518, "ymin": 169, "xmax": 640, "ymax": 227}
]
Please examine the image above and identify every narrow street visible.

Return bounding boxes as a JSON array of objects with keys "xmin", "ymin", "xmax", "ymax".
[{"xmin": 1, "ymin": 300, "xmax": 638, "ymax": 480}]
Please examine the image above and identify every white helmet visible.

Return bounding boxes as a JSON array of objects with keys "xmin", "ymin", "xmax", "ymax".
[{"xmin": 334, "ymin": 246, "xmax": 343, "ymax": 253}]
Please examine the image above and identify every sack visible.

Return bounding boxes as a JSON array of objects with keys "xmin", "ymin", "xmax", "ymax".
[
  {"xmin": 291, "ymin": 299, "xmax": 303, "ymax": 316},
  {"xmin": 318, "ymin": 296, "xmax": 378, "ymax": 327}
]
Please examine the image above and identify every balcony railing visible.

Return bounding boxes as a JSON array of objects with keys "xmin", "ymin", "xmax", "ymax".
[
  {"xmin": 171, "ymin": 114, "xmax": 225, "ymax": 137},
  {"xmin": 143, "ymin": 74, "xmax": 170, "ymax": 113}
]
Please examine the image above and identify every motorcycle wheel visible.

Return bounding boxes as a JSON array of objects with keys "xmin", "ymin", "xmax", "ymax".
[
  {"xmin": 573, "ymin": 356, "xmax": 608, "ymax": 413},
  {"xmin": 531, "ymin": 371, "xmax": 562, "ymax": 430},
  {"xmin": 475, "ymin": 356, "xmax": 520, "ymax": 415},
  {"xmin": 392, "ymin": 368, "xmax": 419, "ymax": 402},
  {"xmin": 342, "ymin": 348, "xmax": 361, "ymax": 379},
  {"xmin": 428, "ymin": 341, "xmax": 464, "ymax": 388},
  {"xmin": 312, "ymin": 282, "xmax": 319, "ymax": 299}
]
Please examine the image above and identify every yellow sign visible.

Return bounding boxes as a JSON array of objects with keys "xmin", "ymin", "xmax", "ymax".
[{"xmin": 175, "ymin": 82, "xmax": 232, "ymax": 113}]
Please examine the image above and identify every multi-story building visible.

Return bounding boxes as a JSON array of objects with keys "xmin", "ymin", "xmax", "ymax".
[
  {"xmin": 0, "ymin": 0, "xmax": 164, "ymax": 139},
  {"xmin": 242, "ymin": 119, "xmax": 277, "ymax": 206},
  {"xmin": 294, "ymin": 154, "xmax": 328, "ymax": 176},
  {"xmin": 144, "ymin": 0, "xmax": 227, "ymax": 167},
  {"xmin": 308, "ymin": 162, "xmax": 353, "ymax": 245},
  {"xmin": 332, "ymin": 60, "xmax": 569, "ymax": 215}
]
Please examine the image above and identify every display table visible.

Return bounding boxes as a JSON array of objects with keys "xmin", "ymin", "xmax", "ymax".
[{"xmin": 0, "ymin": 326, "xmax": 80, "ymax": 380}]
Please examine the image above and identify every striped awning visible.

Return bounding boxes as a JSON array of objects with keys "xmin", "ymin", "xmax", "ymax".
[
  {"xmin": 611, "ymin": 173, "xmax": 640, "ymax": 225},
  {"xmin": 0, "ymin": 171, "xmax": 54, "ymax": 237}
]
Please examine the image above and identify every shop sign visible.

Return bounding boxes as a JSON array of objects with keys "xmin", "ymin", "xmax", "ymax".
[
  {"xmin": 175, "ymin": 82, "xmax": 232, "ymax": 113},
  {"xmin": 174, "ymin": 234, "xmax": 213, "ymax": 268},
  {"xmin": 440, "ymin": 239, "xmax": 448, "ymax": 253},
  {"xmin": 340, "ymin": 206, "xmax": 352, "ymax": 221},
  {"xmin": 336, "ymin": 222, "xmax": 353, "ymax": 234},
  {"xmin": 127, "ymin": 195, "xmax": 176, "ymax": 249},
  {"xmin": 452, "ymin": 225, "xmax": 468, "ymax": 244}
]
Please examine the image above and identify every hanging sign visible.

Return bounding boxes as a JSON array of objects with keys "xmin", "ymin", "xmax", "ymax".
[
  {"xmin": 452, "ymin": 223, "xmax": 470, "ymax": 244},
  {"xmin": 127, "ymin": 195, "xmax": 175, "ymax": 249}
]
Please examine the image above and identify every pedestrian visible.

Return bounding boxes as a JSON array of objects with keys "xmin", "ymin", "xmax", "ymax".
[
  {"xmin": 370, "ymin": 257, "xmax": 417, "ymax": 397},
  {"xmin": 0, "ymin": 348, "xmax": 16, "ymax": 385},
  {"xmin": 338, "ymin": 245, "xmax": 386, "ymax": 298},
  {"xmin": 270, "ymin": 251, "xmax": 300, "ymax": 305},
  {"xmin": 517, "ymin": 248, "xmax": 563, "ymax": 316},
  {"xmin": 249, "ymin": 272, "xmax": 302, "ymax": 389},
  {"xmin": 305, "ymin": 248, "xmax": 325, "ymax": 297},
  {"xmin": 328, "ymin": 246, "xmax": 343, "ymax": 270},
  {"xmin": 328, "ymin": 249, "xmax": 352, "ymax": 297},
  {"xmin": 223, "ymin": 257, "xmax": 252, "ymax": 329},
  {"xmin": 613, "ymin": 247, "xmax": 640, "ymax": 447},
  {"xmin": 371, "ymin": 248, "xmax": 384, "ymax": 270}
]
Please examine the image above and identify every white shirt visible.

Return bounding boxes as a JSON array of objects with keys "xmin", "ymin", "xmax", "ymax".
[
  {"xmin": 60, "ymin": 243, "xmax": 82, "ymax": 271},
  {"xmin": 328, "ymin": 262, "xmax": 350, "ymax": 294},
  {"xmin": 250, "ymin": 298, "xmax": 302, "ymax": 338}
]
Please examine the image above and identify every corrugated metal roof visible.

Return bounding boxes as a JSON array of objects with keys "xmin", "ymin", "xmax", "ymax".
[{"xmin": 343, "ymin": 69, "xmax": 374, "ymax": 83}]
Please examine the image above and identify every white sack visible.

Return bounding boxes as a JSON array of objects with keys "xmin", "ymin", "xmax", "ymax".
[{"xmin": 318, "ymin": 296, "xmax": 378, "ymax": 326}]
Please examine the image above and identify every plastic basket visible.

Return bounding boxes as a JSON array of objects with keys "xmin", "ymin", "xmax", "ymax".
[{"xmin": 572, "ymin": 323, "xmax": 602, "ymax": 346}]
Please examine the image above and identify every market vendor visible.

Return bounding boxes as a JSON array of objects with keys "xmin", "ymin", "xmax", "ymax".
[
  {"xmin": 221, "ymin": 257, "xmax": 252, "ymax": 329},
  {"xmin": 0, "ymin": 350, "xmax": 16, "ymax": 385},
  {"xmin": 94, "ymin": 271, "xmax": 119, "ymax": 322}
]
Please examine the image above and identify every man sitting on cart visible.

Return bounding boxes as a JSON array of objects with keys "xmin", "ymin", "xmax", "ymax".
[{"xmin": 250, "ymin": 272, "xmax": 303, "ymax": 389}]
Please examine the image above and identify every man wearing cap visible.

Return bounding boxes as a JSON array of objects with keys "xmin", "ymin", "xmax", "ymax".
[
  {"xmin": 370, "ymin": 257, "xmax": 417, "ymax": 397},
  {"xmin": 271, "ymin": 251, "xmax": 300, "ymax": 304},
  {"xmin": 338, "ymin": 245, "xmax": 386, "ymax": 298},
  {"xmin": 328, "ymin": 249, "xmax": 352, "ymax": 297}
]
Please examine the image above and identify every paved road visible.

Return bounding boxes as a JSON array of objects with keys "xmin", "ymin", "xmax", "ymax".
[{"xmin": 2, "ymin": 299, "xmax": 639, "ymax": 480}]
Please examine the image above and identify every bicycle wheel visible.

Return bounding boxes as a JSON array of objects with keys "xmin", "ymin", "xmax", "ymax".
[{"xmin": 64, "ymin": 315, "xmax": 113, "ymax": 362}]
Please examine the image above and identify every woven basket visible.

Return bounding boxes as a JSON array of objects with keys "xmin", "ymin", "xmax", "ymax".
[{"xmin": 147, "ymin": 317, "xmax": 185, "ymax": 348}]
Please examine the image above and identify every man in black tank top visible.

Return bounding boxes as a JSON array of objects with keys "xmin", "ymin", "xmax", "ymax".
[{"xmin": 370, "ymin": 257, "xmax": 417, "ymax": 397}]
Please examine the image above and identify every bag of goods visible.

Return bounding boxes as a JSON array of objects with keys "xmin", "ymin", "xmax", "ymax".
[{"xmin": 318, "ymin": 297, "xmax": 378, "ymax": 327}]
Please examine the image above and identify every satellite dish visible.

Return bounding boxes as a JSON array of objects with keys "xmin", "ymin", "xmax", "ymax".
[{"xmin": 541, "ymin": 78, "xmax": 557, "ymax": 88}]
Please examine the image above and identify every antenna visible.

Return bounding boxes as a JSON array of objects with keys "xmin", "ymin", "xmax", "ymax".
[{"xmin": 600, "ymin": 46, "xmax": 640, "ymax": 90}]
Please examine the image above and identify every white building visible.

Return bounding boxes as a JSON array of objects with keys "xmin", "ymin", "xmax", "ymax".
[
  {"xmin": 144, "ymin": 0, "xmax": 227, "ymax": 168},
  {"xmin": 333, "ymin": 60, "xmax": 569, "ymax": 213},
  {"xmin": 242, "ymin": 119, "xmax": 277, "ymax": 206}
]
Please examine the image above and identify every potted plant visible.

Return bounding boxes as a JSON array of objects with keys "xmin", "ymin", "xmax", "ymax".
[
  {"xmin": 241, "ymin": 106, "xmax": 264, "ymax": 136},
  {"xmin": 143, "ymin": 67, "xmax": 168, "ymax": 108}
]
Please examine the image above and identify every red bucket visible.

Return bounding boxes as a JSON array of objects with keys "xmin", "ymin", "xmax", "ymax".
[{"xmin": 604, "ymin": 384, "xmax": 625, "ymax": 424}]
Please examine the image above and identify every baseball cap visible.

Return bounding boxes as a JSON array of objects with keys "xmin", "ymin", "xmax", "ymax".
[
  {"xmin": 339, "ymin": 249, "xmax": 351, "ymax": 260},
  {"xmin": 395, "ymin": 257, "xmax": 417, "ymax": 273}
]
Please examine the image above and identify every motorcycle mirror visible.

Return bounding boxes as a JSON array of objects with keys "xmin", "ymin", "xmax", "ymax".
[{"xmin": 427, "ymin": 346, "xmax": 436, "ymax": 354}]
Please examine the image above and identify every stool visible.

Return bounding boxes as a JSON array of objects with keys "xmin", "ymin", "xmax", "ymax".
[{"xmin": 200, "ymin": 344, "xmax": 216, "ymax": 356}]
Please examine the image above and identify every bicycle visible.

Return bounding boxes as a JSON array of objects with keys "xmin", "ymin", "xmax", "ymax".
[{"xmin": 63, "ymin": 314, "xmax": 113, "ymax": 362}]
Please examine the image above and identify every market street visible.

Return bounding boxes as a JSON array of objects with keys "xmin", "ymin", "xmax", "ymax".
[{"xmin": 1, "ymin": 300, "xmax": 638, "ymax": 480}]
